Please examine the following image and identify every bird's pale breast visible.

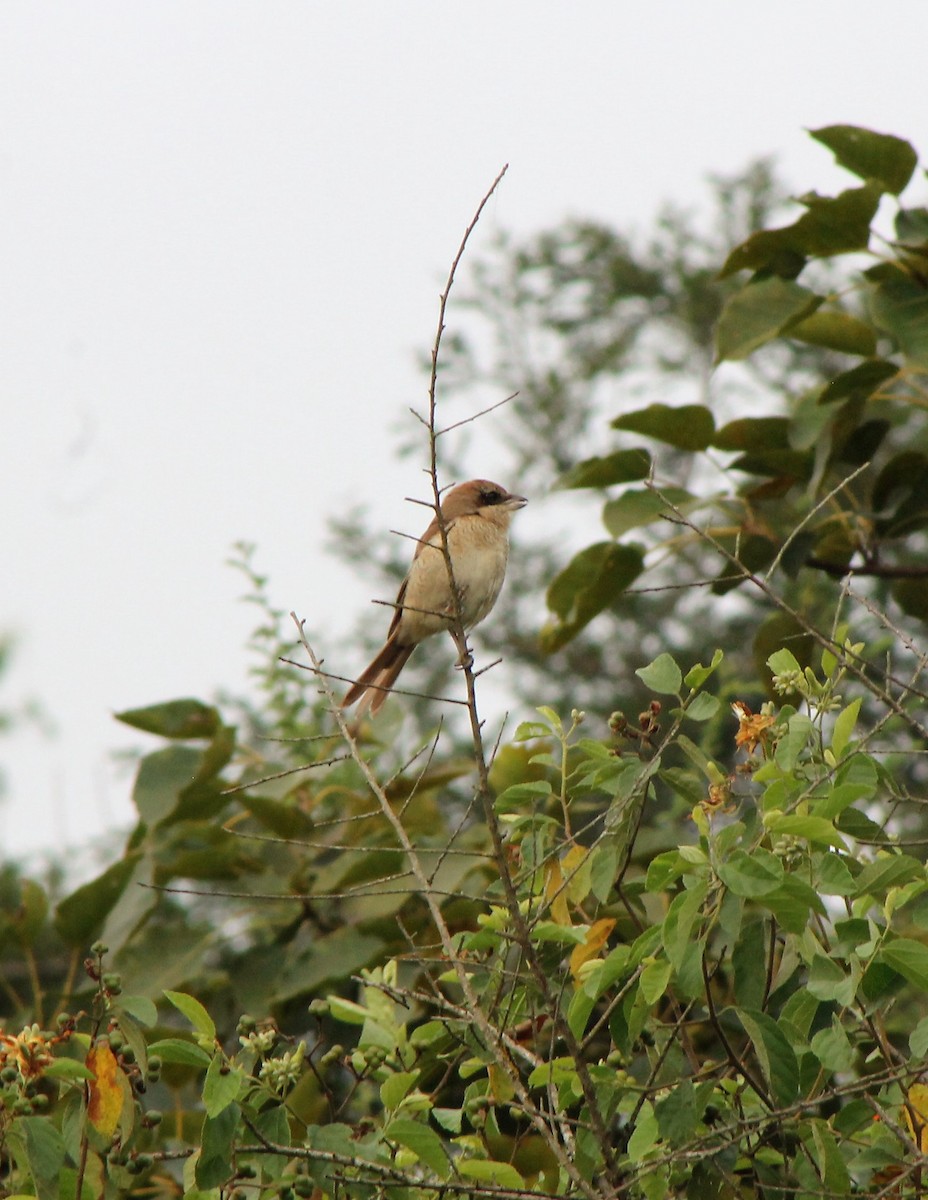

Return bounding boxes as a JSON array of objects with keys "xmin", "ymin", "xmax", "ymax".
[{"xmin": 398, "ymin": 516, "xmax": 509, "ymax": 643}]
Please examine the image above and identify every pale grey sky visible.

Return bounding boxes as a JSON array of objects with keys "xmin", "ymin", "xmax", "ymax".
[{"xmin": 3, "ymin": 2, "xmax": 925, "ymax": 862}]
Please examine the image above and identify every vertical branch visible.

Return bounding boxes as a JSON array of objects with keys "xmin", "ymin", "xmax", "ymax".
[
  {"xmin": 421, "ymin": 169, "xmax": 622, "ymax": 1190},
  {"xmin": 289, "ymin": 615, "xmax": 595, "ymax": 1199}
]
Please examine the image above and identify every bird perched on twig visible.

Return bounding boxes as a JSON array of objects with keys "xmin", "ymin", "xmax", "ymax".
[{"xmin": 341, "ymin": 479, "xmax": 527, "ymax": 715}]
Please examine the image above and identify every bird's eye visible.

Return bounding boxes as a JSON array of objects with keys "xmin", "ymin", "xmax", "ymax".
[{"xmin": 480, "ymin": 488, "xmax": 503, "ymax": 505}]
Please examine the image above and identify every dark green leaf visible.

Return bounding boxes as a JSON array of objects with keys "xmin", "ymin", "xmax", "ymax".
[
  {"xmin": 810, "ymin": 125, "xmax": 917, "ymax": 195},
  {"xmin": 789, "ymin": 310, "xmax": 877, "ymax": 356},
  {"xmin": 732, "ymin": 921, "xmax": 768, "ymax": 1010},
  {"xmin": 713, "ymin": 417, "xmax": 790, "ymax": 451},
  {"xmin": 869, "ymin": 271, "xmax": 928, "ymax": 365},
  {"xmin": 655, "ymin": 1079, "xmax": 698, "ymax": 1147},
  {"xmin": 881, "ymin": 937, "xmax": 928, "ymax": 990},
  {"xmin": 557, "ymin": 449, "xmax": 651, "ymax": 489},
  {"xmin": 196, "ymin": 1103, "xmax": 239, "ymax": 1189},
  {"xmin": 611, "ymin": 403, "xmax": 715, "ymax": 450},
  {"xmin": 54, "ymin": 853, "xmax": 142, "ymax": 946},
  {"xmin": 897, "ymin": 205, "xmax": 928, "ymax": 242},
  {"xmin": 817, "ymin": 359, "xmax": 899, "ymax": 405},
  {"xmin": 734, "ymin": 1008, "xmax": 799, "ymax": 1106},
  {"xmin": 542, "ymin": 542, "xmax": 644, "ymax": 650},
  {"xmin": 115, "ymin": 698, "xmax": 220, "ymax": 739},
  {"xmin": 716, "ymin": 278, "xmax": 821, "ymax": 361},
  {"xmin": 719, "ymin": 185, "xmax": 881, "ymax": 277},
  {"xmin": 239, "ymin": 795, "xmax": 315, "ymax": 839},
  {"xmin": 893, "ymin": 579, "xmax": 928, "ymax": 622}
]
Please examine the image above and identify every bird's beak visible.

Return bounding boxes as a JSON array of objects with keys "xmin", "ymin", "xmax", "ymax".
[{"xmin": 505, "ymin": 494, "xmax": 528, "ymax": 511}]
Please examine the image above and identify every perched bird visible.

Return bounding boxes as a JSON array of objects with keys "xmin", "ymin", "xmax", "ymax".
[{"xmin": 341, "ymin": 479, "xmax": 527, "ymax": 714}]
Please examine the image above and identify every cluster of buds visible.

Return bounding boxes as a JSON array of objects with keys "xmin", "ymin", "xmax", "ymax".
[{"xmin": 609, "ymin": 700, "xmax": 661, "ymax": 751}]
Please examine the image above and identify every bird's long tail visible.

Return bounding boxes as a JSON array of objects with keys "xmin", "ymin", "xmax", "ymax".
[{"xmin": 341, "ymin": 636, "xmax": 416, "ymax": 715}]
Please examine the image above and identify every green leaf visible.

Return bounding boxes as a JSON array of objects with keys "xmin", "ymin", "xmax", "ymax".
[
  {"xmin": 611, "ymin": 403, "xmax": 715, "ymax": 450},
  {"xmin": 788, "ymin": 310, "xmax": 877, "ymax": 356},
  {"xmin": 765, "ymin": 813, "xmax": 848, "ymax": 852},
  {"xmin": 54, "ymin": 853, "xmax": 142, "ymax": 946},
  {"xmin": 132, "ymin": 746, "xmax": 205, "ymax": 825},
  {"xmin": 557, "ymin": 449, "xmax": 651, "ymax": 489},
  {"xmin": 542, "ymin": 542, "xmax": 644, "ymax": 650},
  {"xmin": 718, "ymin": 849, "xmax": 784, "ymax": 897},
  {"xmin": 195, "ymin": 1103, "xmax": 239, "ymax": 1189},
  {"xmin": 115, "ymin": 698, "xmax": 220, "ymax": 739},
  {"xmin": 685, "ymin": 692, "xmax": 719, "ymax": 722},
  {"xmin": 816, "ymin": 853, "xmax": 856, "ymax": 896},
  {"xmin": 457, "ymin": 1159, "xmax": 525, "ymax": 1189},
  {"xmin": 720, "ymin": 184, "xmax": 881, "ymax": 277},
  {"xmin": 386, "ymin": 1118, "xmax": 449, "ymax": 1177},
  {"xmin": 636, "ymin": 652, "xmax": 683, "ymax": 695},
  {"xmin": 713, "ymin": 417, "xmax": 791, "ymax": 452},
  {"xmin": 810, "ymin": 1018, "xmax": 855, "ymax": 1072},
  {"xmin": 116, "ymin": 994, "xmax": 158, "ymax": 1027},
  {"xmin": 734, "ymin": 1008, "xmax": 799, "ymax": 1106},
  {"xmin": 203, "ymin": 1054, "xmax": 243, "ymax": 1117},
  {"xmin": 881, "ymin": 937, "xmax": 928, "ymax": 990},
  {"xmin": 807, "ymin": 953, "xmax": 852, "ymax": 1003},
  {"xmin": 602, "ymin": 487, "xmax": 694, "ymax": 538},
  {"xmin": 163, "ymin": 990, "xmax": 216, "ymax": 1040},
  {"xmin": 626, "ymin": 1100, "xmax": 660, "ymax": 1161},
  {"xmin": 494, "ymin": 780, "xmax": 553, "ymax": 811},
  {"xmin": 684, "ymin": 649, "xmax": 725, "ymax": 689},
  {"xmin": 146, "ymin": 1038, "xmax": 212, "ymax": 1068},
  {"xmin": 655, "ymin": 1079, "xmax": 699, "ymax": 1147},
  {"xmin": 893, "ymin": 578, "xmax": 928, "ymax": 622},
  {"xmin": 810, "ymin": 125, "xmax": 917, "ymax": 195},
  {"xmin": 870, "ymin": 270, "xmax": 928, "ymax": 365},
  {"xmin": 818, "ymin": 358, "xmax": 899, "ymax": 405},
  {"xmin": 854, "ymin": 854, "xmax": 925, "ymax": 899},
  {"xmin": 831, "ymin": 699, "xmax": 862, "ymax": 760},
  {"xmin": 16, "ymin": 1118, "xmax": 66, "ymax": 1200},
  {"xmin": 806, "ymin": 1115, "xmax": 853, "ymax": 1194},
  {"xmin": 639, "ymin": 957, "xmax": 672, "ymax": 1005},
  {"xmin": 241, "ymin": 795, "xmax": 315, "ymax": 839},
  {"xmin": 910, "ymin": 1015, "xmax": 928, "ymax": 1058},
  {"xmin": 716, "ymin": 278, "xmax": 821, "ymax": 361}
]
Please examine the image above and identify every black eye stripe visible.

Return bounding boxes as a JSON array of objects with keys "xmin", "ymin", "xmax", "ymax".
[{"xmin": 480, "ymin": 489, "xmax": 503, "ymax": 505}]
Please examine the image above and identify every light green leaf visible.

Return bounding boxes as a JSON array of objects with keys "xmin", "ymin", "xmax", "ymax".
[
  {"xmin": 386, "ymin": 1118, "xmax": 449, "ymax": 1177},
  {"xmin": 163, "ymin": 991, "xmax": 216, "ymax": 1040},
  {"xmin": 203, "ymin": 1054, "xmax": 243, "ymax": 1117},
  {"xmin": 458, "ymin": 1159, "xmax": 524, "ymax": 1189},
  {"xmin": 636, "ymin": 653, "xmax": 683, "ymax": 696}
]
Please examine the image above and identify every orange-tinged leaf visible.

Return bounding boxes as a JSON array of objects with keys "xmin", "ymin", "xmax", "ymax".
[
  {"xmin": 545, "ymin": 860, "xmax": 571, "ymax": 926},
  {"xmin": 86, "ymin": 1040, "xmax": 125, "ymax": 1137},
  {"xmin": 570, "ymin": 918, "xmax": 617, "ymax": 980}
]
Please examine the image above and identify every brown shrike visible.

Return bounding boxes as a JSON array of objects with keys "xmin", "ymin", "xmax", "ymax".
[{"xmin": 341, "ymin": 480, "xmax": 527, "ymax": 715}]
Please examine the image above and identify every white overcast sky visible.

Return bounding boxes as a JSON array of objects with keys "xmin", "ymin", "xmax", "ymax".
[{"xmin": 3, "ymin": 2, "xmax": 925, "ymax": 865}]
